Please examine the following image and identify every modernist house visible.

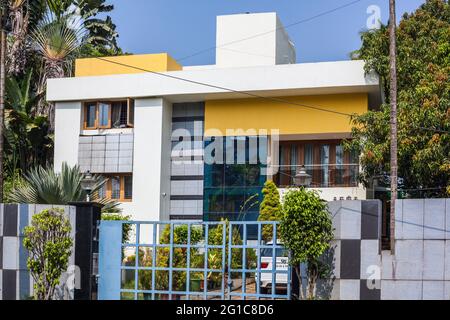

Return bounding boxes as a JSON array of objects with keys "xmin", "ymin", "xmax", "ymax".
[{"xmin": 47, "ymin": 12, "xmax": 381, "ymax": 223}]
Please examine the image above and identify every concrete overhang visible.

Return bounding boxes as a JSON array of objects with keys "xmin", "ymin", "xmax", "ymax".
[{"xmin": 47, "ymin": 60, "xmax": 381, "ymax": 107}]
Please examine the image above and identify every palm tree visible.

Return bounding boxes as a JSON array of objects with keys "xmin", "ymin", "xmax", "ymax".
[
  {"xmin": 46, "ymin": 0, "xmax": 118, "ymax": 51},
  {"xmin": 7, "ymin": 162, "xmax": 121, "ymax": 213},
  {"xmin": 32, "ymin": 13, "xmax": 84, "ymax": 125},
  {"xmin": 33, "ymin": 14, "xmax": 84, "ymax": 79}
]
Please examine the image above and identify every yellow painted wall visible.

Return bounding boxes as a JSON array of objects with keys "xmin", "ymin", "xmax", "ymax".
[
  {"xmin": 75, "ymin": 53, "xmax": 182, "ymax": 77},
  {"xmin": 204, "ymin": 93, "xmax": 368, "ymax": 136}
]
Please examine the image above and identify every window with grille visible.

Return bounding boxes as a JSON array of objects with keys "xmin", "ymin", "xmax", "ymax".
[
  {"xmin": 96, "ymin": 174, "xmax": 133, "ymax": 201},
  {"xmin": 83, "ymin": 99, "xmax": 134, "ymax": 130}
]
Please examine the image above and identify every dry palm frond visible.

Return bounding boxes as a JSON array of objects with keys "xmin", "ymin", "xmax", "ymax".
[
  {"xmin": 10, "ymin": 0, "xmax": 26, "ymax": 11},
  {"xmin": 32, "ymin": 16, "xmax": 85, "ymax": 64}
]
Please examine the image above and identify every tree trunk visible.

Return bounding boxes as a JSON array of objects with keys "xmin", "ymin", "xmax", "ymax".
[
  {"xmin": 307, "ymin": 265, "xmax": 318, "ymax": 300},
  {"xmin": 295, "ymin": 265, "xmax": 304, "ymax": 300},
  {"xmin": 389, "ymin": 0, "xmax": 398, "ymax": 254},
  {"xmin": 0, "ymin": 15, "xmax": 6, "ymax": 202},
  {"xmin": 309, "ymin": 275, "xmax": 317, "ymax": 300}
]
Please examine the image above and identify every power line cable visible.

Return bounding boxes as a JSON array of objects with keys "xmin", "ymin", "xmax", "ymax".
[
  {"xmin": 94, "ymin": 56, "xmax": 353, "ymax": 117},
  {"xmin": 34, "ymin": 39, "xmax": 450, "ymax": 134},
  {"xmin": 93, "ymin": 56, "xmax": 450, "ymax": 135}
]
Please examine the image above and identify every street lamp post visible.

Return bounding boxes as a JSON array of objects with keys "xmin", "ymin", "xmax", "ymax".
[
  {"xmin": 293, "ymin": 165, "xmax": 312, "ymax": 188},
  {"xmin": 81, "ymin": 171, "xmax": 96, "ymax": 202}
]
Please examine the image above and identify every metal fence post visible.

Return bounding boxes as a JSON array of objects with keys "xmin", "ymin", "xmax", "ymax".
[{"xmin": 98, "ymin": 221, "xmax": 123, "ymax": 300}]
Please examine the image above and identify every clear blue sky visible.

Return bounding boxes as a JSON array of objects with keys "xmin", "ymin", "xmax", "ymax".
[{"xmin": 107, "ymin": 0, "xmax": 425, "ymax": 65}]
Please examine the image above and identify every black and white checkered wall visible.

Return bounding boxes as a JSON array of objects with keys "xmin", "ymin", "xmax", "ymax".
[
  {"xmin": 0, "ymin": 204, "xmax": 76, "ymax": 300},
  {"xmin": 327, "ymin": 200, "xmax": 382, "ymax": 300},
  {"xmin": 328, "ymin": 199, "xmax": 450, "ymax": 300}
]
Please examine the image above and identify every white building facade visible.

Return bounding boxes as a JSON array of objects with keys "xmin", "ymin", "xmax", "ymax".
[{"xmin": 48, "ymin": 12, "xmax": 381, "ymax": 222}]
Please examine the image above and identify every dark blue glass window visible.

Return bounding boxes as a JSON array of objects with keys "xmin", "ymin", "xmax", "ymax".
[{"xmin": 203, "ymin": 136, "xmax": 267, "ymax": 224}]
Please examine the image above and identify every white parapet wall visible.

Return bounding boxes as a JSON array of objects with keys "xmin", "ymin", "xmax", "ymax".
[
  {"xmin": 215, "ymin": 12, "xmax": 296, "ymax": 68},
  {"xmin": 279, "ymin": 186, "xmax": 367, "ymax": 202}
]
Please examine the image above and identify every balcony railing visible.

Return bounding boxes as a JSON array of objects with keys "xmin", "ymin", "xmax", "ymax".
[{"xmin": 272, "ymin": 164, "xmax": 359, "ymax": 188}]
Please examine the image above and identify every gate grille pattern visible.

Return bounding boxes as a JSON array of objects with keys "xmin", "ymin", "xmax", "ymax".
[{"xmin": 98, "ymin": 221, "xmax": 291, "ymax": 300}]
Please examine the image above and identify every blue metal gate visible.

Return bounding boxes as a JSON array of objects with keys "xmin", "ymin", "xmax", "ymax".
[{"xmin": 98, "ymin": 220, "xmax": 290, "ymax": 300}]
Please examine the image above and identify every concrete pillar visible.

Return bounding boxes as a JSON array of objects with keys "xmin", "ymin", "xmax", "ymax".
[{"xmin": 132, "ymin": 98, "xmax": 172, "ymax": 223}]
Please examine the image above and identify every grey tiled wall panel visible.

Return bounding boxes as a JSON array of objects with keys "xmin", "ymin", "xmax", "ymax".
[
  {"xmin": 170, "ymin": 103, "xmax": 205, "ymax": 221},
  {"xmin": 423, "ymin": 281, "xmax": 445, "ymax": 300},
  {"xmin": 338, "ymin": 280, "xmax": 360, "ymax": 300},
  {"xmin": 330, "ymin": 200, "xmax": 362, "ymax": 240},
  {"xmin": 171, "ymin": 161, "xmax": 204, "ymax": 176},
  {"xmin": 172, "ymin": 121, "xmax": 204, "ymax": 138},
  {"xmin": 422, "ymin": 199, "xmax": 445, "ymax": 239},
  {"xmin": 171, "ymin": 180, "xmax": 203, "ymax": 196},
  {"xmin": 445, "ymin": 241, "xmax": 450, "ymax": 281},
  {"xmin": 2, "ymin": 237, "xmax": 19, "ymax": 270},
  {"xmin": 172, "ymin": 102, "xmax": 204, "ymax": 118},
  {"xmin": 0, "ymin": 205, "xmax": 3, "ymax": 236},
  {"xmin": 446, "ymin": 199, "xmax": 450, "ymax": 240},
  {"xmin": 78, "ymin": 134, "xmax": 134, "ymax": 173},
  {"xmin": 423, "ymin": 240, "xmax": 445, "ymax": 280},
  {"xmin": 445, "ymin": 282, "xmax": 450, "ymax": 299},
  {"xmin": 0, "ymin": 237, "xmax": 2, "ymax": 269},
  {"xmin": 401, "ymin": 199, "xmax": 424, "ymax": 240},
  {"xmin": 381, "ymin": 280, "xmax": 423, "ymax": 300},
  {"xmin": 360, "ymin": 240, "xmax": 380, "ymax": 279},
  {"xmin": 170, "ymin": 200, "xmax": 203, "ymax": 216},
  {"xmin": 394, "ymin": 240, "xmax": 424, "ymax": 280}
]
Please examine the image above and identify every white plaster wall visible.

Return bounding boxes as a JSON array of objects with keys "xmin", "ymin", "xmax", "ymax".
[
  {"xmin": 216, "ymin": 12, "xmax": 277, "ymax": 68},
  {"xmin": 54, "ymin": 102, "xmax": 82, "ymax": 172},
  {"xmin": 279, "ymin": 186, "xmax": 366, "ymax": 202},
  {"xmin": 117, "ymin": 202, "xmax": 134, "ymax": 218},
  {"xmin": 275, "ymin": 15, "xmax": 296, "ymax": 65},
  {"xmin": 131, "ymin": 98, "xmax": 172, "ymax": 223}
]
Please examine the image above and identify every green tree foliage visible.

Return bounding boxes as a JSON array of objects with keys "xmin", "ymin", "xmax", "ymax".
[
  {"xmin": 23, "ymin": 208, "xmax": 73, "ymax": 300},
  {"xmin": 1, "ymin": 0, "xmax": 123, "ymax": 201},
  {"xmin": 46, "ymin": 0, "xmax": 119, "ymax": 51},
  {"xmin": 280, "ymin": 188, "xmax": 333, "ymax": 300},
  {"xmin": 7, "ymin": 162, "xmax": 120, "ymax": 213},
  {"xmin": 4, "ymin": 69, "xmax": 52, "ymax": 174},
  {"xmin": 258, "ymin": 180, "xmax": 282, "ymax": 242},
  {"xmin": 347, "ymin": 0, "xmax": 450, "ymax": 197}
]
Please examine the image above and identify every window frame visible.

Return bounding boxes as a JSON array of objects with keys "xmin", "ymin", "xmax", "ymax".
[
  {"xmin": 83, "ymin": 99, "xmax": 134, "ymax": 130},
  {"xmin": 101, "ymin": 174, "xmax": 133, "ymax": 202},
  {"xmin": 83, "ymin": 102, "xmax": 98, "ymax": 129},
  {"xmin": 127, "ymin": 98, "xmax": 134, "ymax": 128},
  {"xmin": 276, "ymin": 139, "xmax": 359, "ymax": 188},
  {"xmin": 97, "ymin": 102, "xmax": 112, "ymax": 129}
]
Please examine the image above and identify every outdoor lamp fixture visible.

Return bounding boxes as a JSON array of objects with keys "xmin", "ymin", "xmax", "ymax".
[
  {"xmin": 293, "ymin": 165, "xmax": 312, "ymax": 188},
  {"xmin": 81, "ymin": 170, "xmax": 96, "ymax": 202}
]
